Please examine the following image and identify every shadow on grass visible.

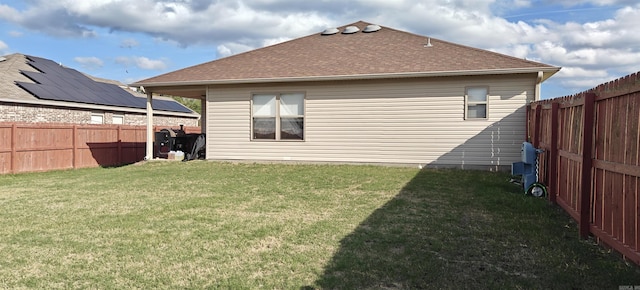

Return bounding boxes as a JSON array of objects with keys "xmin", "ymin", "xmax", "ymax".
[
  {"xmin": 306, "ymin": 169, "xmax": 504, "ymax": 289},
  {"xmin": 86, "ymin": 142, "xmax": 145, "ymax": 168},
  {"xmin": 306, "ymin": 169, "xmax": 640, "ymax": 289}
]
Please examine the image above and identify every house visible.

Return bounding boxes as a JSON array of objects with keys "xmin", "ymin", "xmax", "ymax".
[
  {"xmin": 0, "ymin": 53, "xmax": 199, "ymax": 126},
  {"xmin": 132, "ymin": 21, "xmax": 560, "ymax": 170}
]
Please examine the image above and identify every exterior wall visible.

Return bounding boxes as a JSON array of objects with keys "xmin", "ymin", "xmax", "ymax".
[
  {"xmin": 0, "ymin": 102, "xmax": 198, "ymax": 126},
  {"xmin": 205, "ymin": 74, "xmax": 536, "ymax": 170}
]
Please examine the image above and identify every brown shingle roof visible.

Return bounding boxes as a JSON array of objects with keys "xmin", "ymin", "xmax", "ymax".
[{"xmin": 135, "ymin": 21, "xmax": 559, "ymax": 85}]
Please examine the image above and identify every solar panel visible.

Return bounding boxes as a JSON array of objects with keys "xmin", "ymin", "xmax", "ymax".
[
  {"xmin": 153, "ymin": 99, "xmax": 193, "ymax": 113},
  {"xmin": 17, "ymin": 55, "xmax": 194, "ymax": 114},
  {"xmin": 21, "ymin": 71, "xmax": 54, "ymax": 85},
  {"xmin": 17, "ymin": 82, "xmax": 75, "ymax": 102}
]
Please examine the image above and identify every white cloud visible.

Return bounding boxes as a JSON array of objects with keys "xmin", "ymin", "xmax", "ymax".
[
  {"xmin": 1, "ymin": 0, "xmax": 639, "ymax": 97},
  {"xmin": 8, "ymin": 30, "xmax": 23, "ymax": 37},
  {"xmin": 216, "ymin": 43, "xmax": 253, "ymax": 57},
  {"xmin": 134, "ymin": 56, "xmax": 167, "ymax": 70},
  {"xmin": 74, "ymin": 56, "xmax": 104, "ymax": 70},
  {"xmin": 120, "ymin": 38, "xmax": 139, "ymax": 48},
  {"xmin": 0, "ymin": 40, "xmax": 8, "ymax": 54},
  {"xmin": 115, "ymin": 56, "xmax": 168, "ymax": 70},
  {"xmin": 554, "ymin": 67, "xmax": 610, "ymax": 78}
]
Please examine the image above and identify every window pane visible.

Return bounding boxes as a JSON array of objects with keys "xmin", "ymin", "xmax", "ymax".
[
  {"xmin": 91, "ymin": 114, "xmax": 103, "ymax": 124},
  {"xmin": 467, "ymin": 87, "xmax": 487, "ymax": 102},
  {"xmin": 467, "ymin": 104, "xmax": 487, "ymax": 118},
  {"xmin": 253, "ymin": 95, "xmax": 276, "ymax": 116},
  {"xmin": 280, "ymin": 93, "xmax": 304, "ymax": 116},
  {"xmin": 253, "ymin": 117, "xmax": 276, "ymax": 139},
  {"xmin": 281, "ymin": 117, "xmax": 304, "ymax": 140},
  {"xmin": 113, "ymin": 115, "xmax": 124, "ymax": 125}
]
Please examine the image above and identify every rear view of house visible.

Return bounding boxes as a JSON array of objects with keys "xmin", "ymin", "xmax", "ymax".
[{"xmin": 134, "ymin": 21, "xmax": 560, "ymax": 170}]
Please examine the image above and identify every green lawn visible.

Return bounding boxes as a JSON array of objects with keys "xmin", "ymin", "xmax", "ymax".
[{"xmin": 0, "ymin": 161, "xmax": 638, "ymax": 289}]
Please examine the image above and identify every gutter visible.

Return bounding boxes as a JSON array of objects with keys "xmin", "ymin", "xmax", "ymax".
[
  {"xmin": 132, "ymin": 66, "xmax": 561, "ymax": 88},
  {"xmin": 0, "ymin": 97, "xmax": 200, "ymax": 118}
]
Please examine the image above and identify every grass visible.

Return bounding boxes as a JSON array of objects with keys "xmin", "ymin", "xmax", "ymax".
[{"xmin": 0, "ymin": 161, "xmax": 638, "ymax": 289}]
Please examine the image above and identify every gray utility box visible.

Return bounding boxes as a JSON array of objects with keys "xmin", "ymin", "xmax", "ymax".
[{"xmin": 511, "ymin": 141, "xmax": 544, "ymax": 192}]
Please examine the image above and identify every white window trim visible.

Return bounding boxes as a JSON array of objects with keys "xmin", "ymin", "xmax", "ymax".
[
  {"xmin": 464, "ymin": 86, "xmax": 489, "ymax": 120},
  {"xmin": 90, "ymin": 112, "xmax": 104, "ymax": 124},
  {"xmin": 112, "ymin": 114, "xmax": 124, "ymax": 125},
  {"xmin": 251, "ymin": 92, "xmax": 305, "ymax": 141}
]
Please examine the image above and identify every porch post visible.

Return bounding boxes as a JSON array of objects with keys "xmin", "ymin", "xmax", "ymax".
[
  {"xmin": 145, "ymin": 91, "xmax": 154, "ymax": 160},
  {"xmin": 200, "ymin": 95, "xmax": 206, "ymax": 134}
]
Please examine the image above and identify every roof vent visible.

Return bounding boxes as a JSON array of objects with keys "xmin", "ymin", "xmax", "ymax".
[
  {"xmin": 424, "ymin": 37, "xmax": 433, "ymax": 47},
  {"xmin": 321, "ymin": 28, "xmax": 339, "ymax": 35},
  {"xmin": 363, "ymin": 24, "xmax": 381, "ymax": 33},
  {"xmin": 342, "ymin": 26, "xmax": 360, "ymax": 34},
  {"xmin": 0, "ymin": 57, "xmax": 6, "ymax": 62}
]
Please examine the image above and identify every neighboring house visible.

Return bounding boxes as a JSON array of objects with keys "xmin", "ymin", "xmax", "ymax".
[
  {"xmin": 0, "ymin": 53, "xmax": 199, "ymax": 126},
  {"xmin": 133, "ymin": 21, "xmax": 560, "ymax": 170}
]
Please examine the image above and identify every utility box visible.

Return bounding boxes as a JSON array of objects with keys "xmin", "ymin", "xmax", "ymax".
[
  {"xmin": 512, "ymin": 141, "xmax": 544, "ymax": 193},
  {"xmin": 521, "ymin": 142, "xmax": 537, "ymax": 165}
]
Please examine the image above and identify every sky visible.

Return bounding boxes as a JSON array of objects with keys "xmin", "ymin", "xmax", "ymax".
[{"xmin": 0, "ymin": 0, "xmax": 639, "ymax": 99}]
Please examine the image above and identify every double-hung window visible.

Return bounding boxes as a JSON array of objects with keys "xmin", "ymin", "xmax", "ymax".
[
  {"xmin": 252, "ymin": 93, "xmax": 304, "ymax": 140},
  {"xmin": 112, "ymin": 114, "xmax": 124, "ymax": 125},
  {"xmin": 90, "ymin": 113, "xmax": 104, "ymax": 124},
  {"xmin": 465, "ymin": 87, "xmax": 488, "ymax": 119}
]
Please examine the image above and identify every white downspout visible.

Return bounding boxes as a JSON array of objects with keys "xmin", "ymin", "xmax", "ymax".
[
  {"xmin": 534, "ymin": 71, "xmax": 543, "ymax": 101},
  {"xmin": 145, "ymin": 90, "xmax": 154, "ymax": 160},
  {"xmin": 201, "ymin": 87, "xmax": 207, "ymax": 134}
]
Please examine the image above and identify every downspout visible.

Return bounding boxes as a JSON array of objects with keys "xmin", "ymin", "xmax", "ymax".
[
  {"xmin": 534, "ymin": 71, "xmax": 543, "ymax": 101},
  {"xmin": 201, "ymin": 86, "xmax": 207, "ymax": 134},
  {"xmin": 145, "ymin": 90, "xmax": 154, "ymax": 160}
]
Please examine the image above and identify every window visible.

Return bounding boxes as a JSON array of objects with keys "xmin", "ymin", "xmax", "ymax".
[
  {"xmin": 252, "ymin": 93, "xmax": 304, "ymax": 140},
  {"xmin": 112, "ymin": 114, "xmax": 124, "ymax": 125},
  {"xmin": 465, "ymin": 87, "xmax": 488, "ymax": 119},
  {"xmin": 90, "ymin": 113, "xmax": 104, "ymax": 124}
]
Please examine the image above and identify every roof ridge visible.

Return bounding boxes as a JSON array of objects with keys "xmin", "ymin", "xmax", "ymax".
[
  {"xmin": 135, "ymin": 20, "xmax": 378, "ymax": 84},
  {"xmin": 134, "ymin": 20, "xmax": 560, "ymax": 86}
]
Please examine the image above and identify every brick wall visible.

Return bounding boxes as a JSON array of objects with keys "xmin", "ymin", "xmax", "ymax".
[{"xmin": 0, "ymin": 102, "xmax": 198, "ymax": 126}]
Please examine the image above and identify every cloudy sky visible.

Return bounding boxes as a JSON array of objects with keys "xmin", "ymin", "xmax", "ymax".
[{"xmin": 0, "ymin": 0, "xmax": 638, "ymax": 99}]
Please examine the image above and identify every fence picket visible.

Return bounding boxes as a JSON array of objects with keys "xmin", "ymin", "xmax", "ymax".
[
  {"xmin": 528, "ymin": 72, "xmax": 640, "ymax": 265},
  {"xmin": 0, "ymin": 123, "xmax": 200, "ymax": 174}
]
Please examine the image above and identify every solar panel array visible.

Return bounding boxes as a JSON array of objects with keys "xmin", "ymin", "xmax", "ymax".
[{"xmin": 15, "ymin": 55, "xmax": 193, "ymax": 113}]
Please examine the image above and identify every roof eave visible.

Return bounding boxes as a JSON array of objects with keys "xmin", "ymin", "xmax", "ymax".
[
  {"xmin": 0, "ymin": 97, "xmax": 200, "ymax": 118},
  {"xmin": 132, "ymin": 66, "xmax": 561, "ymax": 88}
]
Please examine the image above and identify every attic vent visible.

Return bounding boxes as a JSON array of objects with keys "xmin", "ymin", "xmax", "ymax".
[
  {"xmin": 0, "ymin": 56, "xmax": 6, "ymax": 62},
  {"xmin": 321, "ymin": 28, "xmax": 339, "ymax": 35},
  {"xmin": 363, "ymin": 24, "xmax": 381, "ymax": 33},
  {"xmin": 424, "ymin": 37, "xmax": 433, "ymax": 47},
  {"xmin": 342, "ymin": 26, "xmax": 360, "ymax": 34}
]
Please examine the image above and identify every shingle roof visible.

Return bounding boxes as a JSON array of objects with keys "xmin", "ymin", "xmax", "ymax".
[
  {"xmin": 0, "ymin": 53, "xmax": 197, "ymax": 115},
  {"xmin": 135, "ymin": 21, "xmax": 559, "ymax": 86},
  {"xmin": 0, "ymin": 53, "xmax": 40, "ymax": 101}
]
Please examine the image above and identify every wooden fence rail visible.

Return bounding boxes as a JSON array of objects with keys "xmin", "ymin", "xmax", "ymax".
[
  {"xmin": 528, "ymin": 72, "xmax": 640, "ymax": 265},
  {"xmin": 0, "ymin": 123, "xmax": 200, "ymax": 174}
]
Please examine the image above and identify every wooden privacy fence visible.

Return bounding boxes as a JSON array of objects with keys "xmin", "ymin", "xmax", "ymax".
[
  {"xmin": 0, "ymin": 123, "xmax": 200, "ymax": 174},
  {"xmin": 528, "ymin": 72, "xmax": 640, "ymax": 265}
]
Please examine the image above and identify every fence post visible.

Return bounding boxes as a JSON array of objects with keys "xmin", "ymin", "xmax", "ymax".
[
  {"xmin": 72, "ymin": 125, "xmax": 77, "ymax": 169},
  {"xmin": 117, "ymin": 125, "xmax": 122, "ymax": 166},
  {"xmin": 11, "ymin": 123, "xmax": 17, "ymax": 174},
  {"xmin": 548, "ymin": 102, "xmax": 559, "ymax": 204},
  {"xmin": 533, "ymin": 104, "xmax": 542, "ymax": 147},
  {"xmin": 579, "ymin": 93, "xmax": 596, "ymax": 238},
  {"xmin": 525, "ymin": 104, "xmax": 530, "ymax": 141}
]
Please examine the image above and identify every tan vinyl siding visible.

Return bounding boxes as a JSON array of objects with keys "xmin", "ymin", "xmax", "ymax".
[{"xmin": 206, "ymin": 74, "xmax": 535, "ymax": 169}]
